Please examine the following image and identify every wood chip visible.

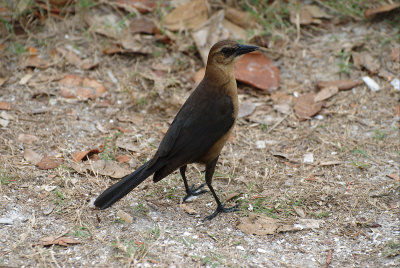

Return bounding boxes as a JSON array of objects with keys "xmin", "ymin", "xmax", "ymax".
[{"xmin": 116, "ymin": 210, "xmax": 133, "ymax": 223}]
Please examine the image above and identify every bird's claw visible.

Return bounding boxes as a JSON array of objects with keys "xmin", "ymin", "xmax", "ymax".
[
  {"xmin": 203, "ymin": 203, "xmax": 239, "ymax": 221},
  {"xmin": 182, "ymin": 183, "xmax": 207, "ymax": 202}
]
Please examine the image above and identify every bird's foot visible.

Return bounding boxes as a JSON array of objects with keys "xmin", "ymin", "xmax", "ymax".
[
  {"xmin": 183, "ymin": 183, "xmax": 207, "ymax": 202},
  {"xmin": 203, "ymin": 203, "xmax": 239, "ymax": 221}
]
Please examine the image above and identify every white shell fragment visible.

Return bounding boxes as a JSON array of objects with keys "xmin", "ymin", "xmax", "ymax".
[{"xmin": 362, "ymin": 76, "xmax": 380, "ymax": 91}]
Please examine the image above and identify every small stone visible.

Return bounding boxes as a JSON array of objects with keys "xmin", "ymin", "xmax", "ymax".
[
  {"xmin": 0, "ymin": 217, "xmax": 13, "ymax": 225},
  {"xmin": 236, "ymin": 245, "xmax": 245, "ymax": 251},
  {"xmin": 255, "ymin": 140, "xmax": 266, "ymax": 149},
  {"xmin": 303, "ymin": 153, "xmax": 314, "ymax": 164},
  {"xmin": 257, "ymin": 248, "xmax": 267, "ymax": 253}
]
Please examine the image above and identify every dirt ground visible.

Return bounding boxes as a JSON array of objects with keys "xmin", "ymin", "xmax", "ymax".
[{"xmin": 0, "ymin": 1, "xmax": 399, "ymax": 267}]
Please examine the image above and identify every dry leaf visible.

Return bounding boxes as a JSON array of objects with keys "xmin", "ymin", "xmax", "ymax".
[
  {"xmin": 317, "ymin": 80, "xmax": 362, "ymax": 91},
  {"xmin": 37, "ymin": 156, "xmax": 61, "ymax": 170},
  {"xmin": 36, "ymin": 236, "xmax": 81, "ymax": 247},
  {"xmin": 225, "ymin": 7, "xmax": 256, "ymax": 28},
  {"xmin": 59, "ymin": 74, "xmax": 107, "ymax": 100},
  {"xmin": 273, "ymin": 103, "xmax": 292, "ymax": 115},
  {"xmin": 357, "ymin": 52, "xmax": 380, "ymax": 74},
  {"xmin": 116, "ymin": 155, "xmax": 131, "ymax": 163},
  {"xmin": 24, "ymin": 149, "xmax": 43, "ymax": 165},
  {"xmin": 0, "ymin": 76, "xmax": 9, "ymax": 87},
  {"xmin": 24, "ymin": 55, "xmax": 49, "ymax": 69},
  {"xmin": 319, "ymin": 160, "xmax": 342, "ymax": 166},
  {"xmin": 112, "ymin": 0, "xmax": 155, "ymax": 14},
  {"xmin": 84, "ymin": 8, "xmax": 127, "ymax": 39},
  {"xmin": 222, "ymin": 19, "xmax": 247, "ymax": 40},
  {"xmin": 57, "ymin": 47, "xmax": 98, "ymax": 70},
  {"xmin": 314, "ymin": 86, "xmax": 338, "ymax": 102},
  {"xmin": 386, "ymin": 173, "xmax": 399, "ymax": 181},
  {"xmin": 19, "ymin": 73, "xmax": 34, "ymax": 85},
  {"xmin": 395, "ymin": 103, "xmax": 400, "ymax": 116},
  {"xmin": 365, "ymin": 3, "xmax": 400, "ymax": 18},
  {"xmin": 70, "ymin": 160, "xmax": 131, "ymax": 178},
  {"xmin": 0, "ymin": 101, "xmax": 10, "ymax": 110},
  {"xmin": 294, "ymin": 93, "xmax": 323, "ymax": 120},
  {"xmin": 303, "ymin": 5, "xmax": 332, "ymax": 19},
  {"xmin": 18, "ymin": 133, "xmax": 39, "ymax": 144},
  {"xmin": 237, "ymin": 213, "xmax": 322, "ymax": 235},
  {"xmin": 234, "ymin": 52, "xmax": 280, "ymax": 91},
  {"xmin": 116, "ymin": 136, "xmax": 140, "ymax": 152},
  {"xmin": 117, "ymin": 210, "xmax": 133, "ymax": 223},
  {"xmin": 225, "ymin": 192, "xmax": 241, "ymax": 201},
  {"xmin": 270, "ymin": 92, "xmax": 293, "ymax": 105},
  {"xmin": 0, "ymin": 118, "xmax": 9, "ymax": 127},
  {"xmin": 238, "ymin": 101, "xmax": 256, "ymax": 118},
  {"xmin": 163, "ymin": 0, "xmax": 208, "ymax": 31},
  {"xmin": 119, "ymin": 34, "xmax": 152, "ymax": 54},
  {"xmin": 73, "ymin": 148, "xmax": 102, "ymax": 162},
  {"xmin": 290, "ymin": 8, "xmax": 313, "ymax": 25},
  {"xmin": 180, "ymin": 203, "xmax": 197, "ymax": 215},
  {"xmin": 129, "ymin": 17, "xmax": 156, "ymax": 34},
  {"xmin": 293, "ymin": 206, "xmax": 305, "ymax": 218},
  {"xmin": 391, "ymin": 47, "xmax": 399, "ymax": 62}
]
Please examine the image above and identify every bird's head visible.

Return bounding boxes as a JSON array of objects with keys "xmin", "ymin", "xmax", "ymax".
[{"xmin": 207, "ymin": 40, "xmax": 259, "ymax": 67}]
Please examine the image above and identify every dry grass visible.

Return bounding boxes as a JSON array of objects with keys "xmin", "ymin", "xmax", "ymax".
[{"xmin": 0, "ymin": 1, "xmax": 399, "ymax": 267}]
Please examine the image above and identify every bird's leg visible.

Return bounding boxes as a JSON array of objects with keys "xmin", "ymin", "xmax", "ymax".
[
  {"xmin": 203, "ymin": 156, "xmax": 239, "ymax": 221},
  {"xmin": 180, "ymin": 165, "xmax": 207, "ymax": 202}
]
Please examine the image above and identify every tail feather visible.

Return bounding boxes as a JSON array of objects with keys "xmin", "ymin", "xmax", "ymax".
[{"xmin": 94, "ymin": 162, "xmax": 154, "ymax": 209}]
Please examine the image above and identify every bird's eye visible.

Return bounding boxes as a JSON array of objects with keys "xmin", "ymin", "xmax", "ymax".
[{"xmin": 221, "ymin": 47, "xmax": 236, "ymax": 56}]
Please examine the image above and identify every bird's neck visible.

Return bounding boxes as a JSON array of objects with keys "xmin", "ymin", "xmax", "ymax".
[{"xmin": 204, "ymin": 64, "xmax": 235, "ymax": 87}]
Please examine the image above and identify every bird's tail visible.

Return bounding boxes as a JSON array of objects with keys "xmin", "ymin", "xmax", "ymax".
[{"xmin": 94, "ymin": 162, "xmax": 154, "ymax": 209}]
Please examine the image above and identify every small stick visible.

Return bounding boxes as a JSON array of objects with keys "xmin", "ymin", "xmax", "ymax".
[{"xmin": 323, "ymin": 249, "xmax": 333, "ymax": 268}]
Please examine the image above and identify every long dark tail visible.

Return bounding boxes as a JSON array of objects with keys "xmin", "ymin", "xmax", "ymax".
[{"xmin": 94, "ymin": 162, "xmax": 154, "ymax": 209}]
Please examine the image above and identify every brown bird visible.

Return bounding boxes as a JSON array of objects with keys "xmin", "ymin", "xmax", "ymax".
[{"xmin": 94, "ymin": 40, "xmax": 258, "ymax": 220}]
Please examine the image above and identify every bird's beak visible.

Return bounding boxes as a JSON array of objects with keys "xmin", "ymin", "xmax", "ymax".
[{"xmin": 235, "ymin": 44, "xmax": 259, "ymax": 56}]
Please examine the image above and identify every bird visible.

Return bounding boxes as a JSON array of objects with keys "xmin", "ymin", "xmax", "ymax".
[{"xmin": 94, "ymin": 40, "xmax": 258, "ymax": 220}]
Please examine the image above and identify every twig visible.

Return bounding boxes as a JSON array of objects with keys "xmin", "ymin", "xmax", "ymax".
[
  {"xmin": 266, "ymin": 113, "xmax": 290, "ymax": 134},
  {"xmin": 323, "ymin": 249, "xmax": 333, "ymax": 268}
]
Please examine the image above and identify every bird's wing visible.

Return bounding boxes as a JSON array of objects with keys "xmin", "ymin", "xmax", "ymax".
[{"xmin": 155, "ymin": 88, "xmax": 235, "ymax": 163}]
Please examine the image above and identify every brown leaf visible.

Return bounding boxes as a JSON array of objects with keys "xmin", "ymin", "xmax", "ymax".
[
  {"xmin": 270, "ymin": 92, "xmax": 293, "ymax": 105},
  {"xmin": 37, "ymin": 156, "xmax": 62, "ymax": 170},
  {"xmin": 391, "ymin": 47, "xmax": 399, "ymax": 62},
  {"xmin": 24, "ymin": 149, "xmax": 43, "ymax": 165},
  {"xmin": 103, "ymin": 44, "xmax": 124, "ymax": 55},
  {"xmin": 84, "ymin": 8, "xmax": 127, "ymax": 39},
  {"xmin": 129, "ymin": 17, "xmax": 156, "ymax": 34},
  {"xmin": 18, "ymin": 133, "xmax": 39, "ymax": 144},
  {"xmin": 24, "ymin": 55, "xmax": 49, "ymax": 69},
  {"xmin": 273, "ymin": 103, "xmax": 292, "ymax": 115},
  {"xmin": 119, "ymin": 34, "xmax": 152, "ymax": 54},
  {"xmin": 225, "ymin": 192, "xmax": 241, "ymax": 201},
  {"xmin": 237, "ymin": 213, "xmax": 322, "ymax": 235},
  {"xmin": 290, "ymin": 9, "xmax": 313, "ymax": 25},
  {"xmin": 238, "ymin": 101, "xmax": 256, "ymax": 118},
  {"xmin": 36, "ymin": 236, "xmax": 81, "ymax": 247},
  {"xmin": 73, "ymin": 148, "xmax": 101, "ymax": 162},
  {"xmin": 357, "ymin": 52, "xmax": 380, "ymax": 74},
  {"xmin": 59, "ymin": 74, "xmax": 107, "ymax": 100},
  {"xmin": 395, "ymin": 103, "xmax": 400, "ymax": 116},
  {"xmin": 116, "ymin": 210, "xmax": 133, "ymax": 223},
  {"xmin": 294, "ymin": 93, "xmax": 323, "ymax": 120},
  {"xmin": 0, "ymin": 101, "xmax": 10, "ymax": 110},
  {"xmin": 317, "ymin": 80, "xmax": 362, "ymax": 91},
  {"xmin": 57, "ymin": 48, "xmax": 98, "ymax": 70},
  {"xmin": 386, "ymin": 173, "xmax": 399, "ymax": 181},
  {"xmin": 234, "ymin": 52, "xmax": 280, "ymax": 91},
  {"xmin": 319, "ymin": 160, "xmax": 342, "ymax": 166},
  {"xmin": 365, "ymin": 3, "xmax": 400, "ymax": 18},
  {"xmin": 225, "ymin": 7, "xmax": 256, "ymax": 29},
  {"xmin": 116, "ymin": 155, "xmax": 131, "ymax": 163},
  {"xmin": 112, "ymin": 0, "xmax": 155, "ymax": 14},
  {"xmin": 0, "ymin": 76, "xmax": 8, "ymax": 87},
  {"xmin": 180, "ymin": 203, "xmax": 197, "ymax": 215},
  {"xmin": 303, "ymin": 5, "xmax": 332, "ymax": 19},
  {"xmin": 314, "ymin": 86, "xmax": 338, "ymax": 102},
  {"xmin": 222, "ymin": 19, "xmax": 247, "ymax": 41},
  {"xmin": 70, "ymin": 160, "xmax": 131, "ymax": 178},
  {"xmin": 162, "ymin": 0, "xmax": 208, "ymax": 31}
]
